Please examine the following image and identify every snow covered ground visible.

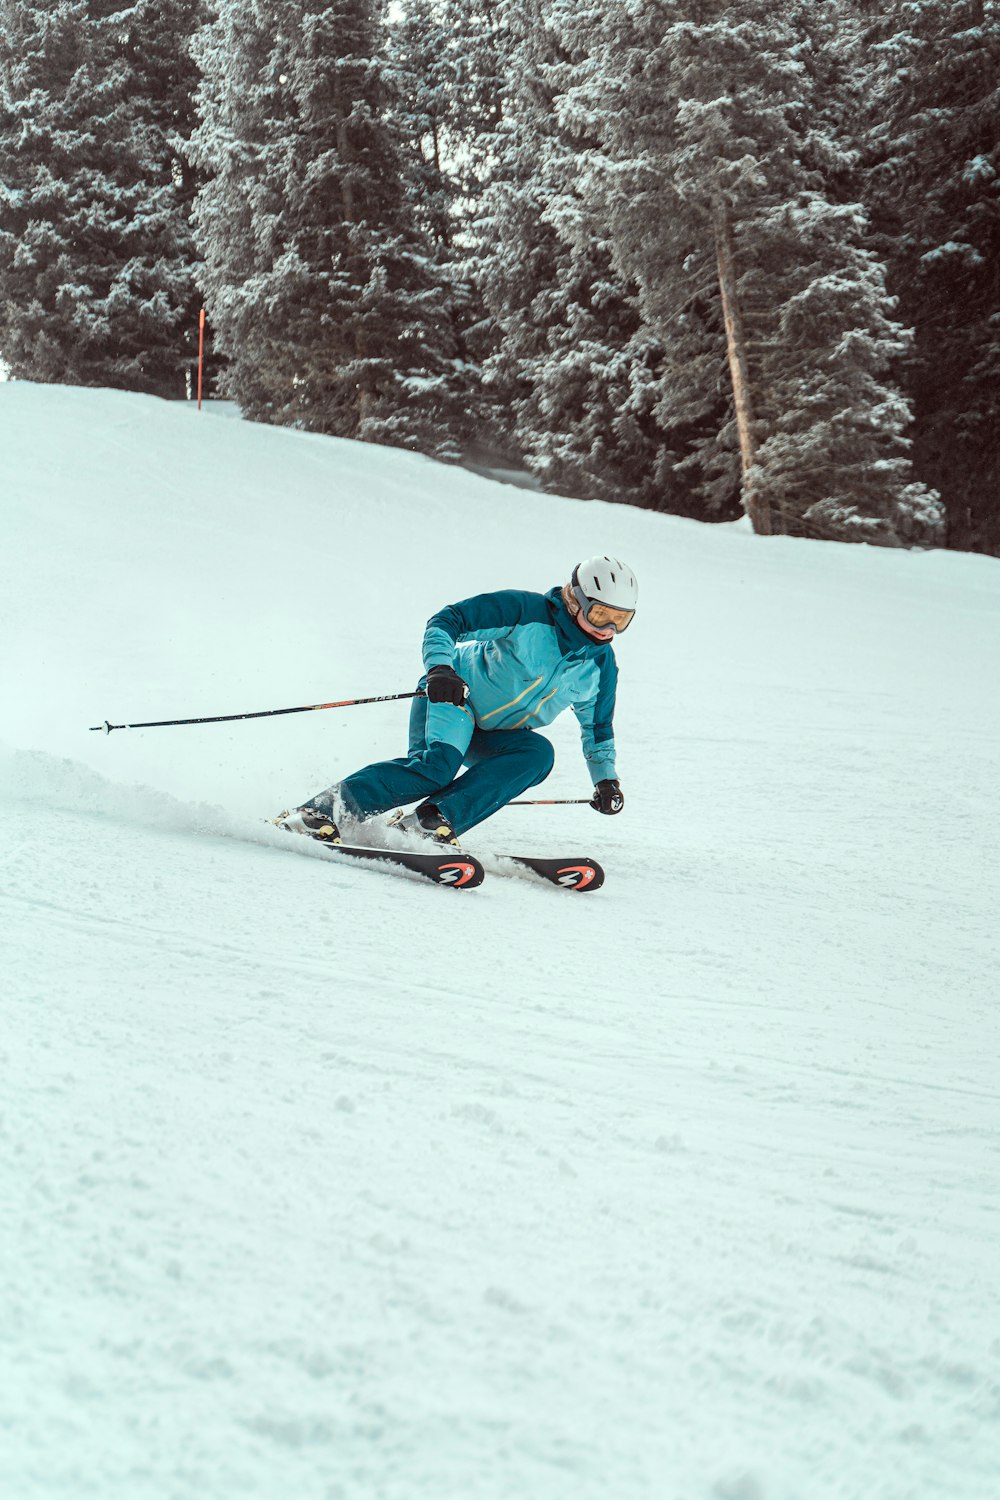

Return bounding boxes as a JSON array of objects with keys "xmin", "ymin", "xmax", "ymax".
[{"xmin": 2, "ymin": 383, "xmax": 999, "ymax": 1500}]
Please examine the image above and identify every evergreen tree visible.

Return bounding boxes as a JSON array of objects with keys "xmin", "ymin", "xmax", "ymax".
[
  {"xmin": 479, "ymin": 1, "xmax": 699, "ymax": 511},
  {"xmin": 561, "ymin": 0, "xmax": 941, "ymax": 543},
  {"xmin": 387, "ymin": 0, "xmax": 511, "ymax": 458},
  {"xmin": 0, "ymin": 0, "xmax": 204, "ymax": 396},
  {"xmin": 862, "ymin": 0, "xmax": 1000, "ymax": 554},
  {"xmin": 119, "ymin": 0, "xmax": 211, "ymax": 395},
  {"xmin": 192, "ymin": 0, "xmax": 461, "ymax": 454},
  {"xmin": 383, "ymin": 0, "xmax": 492, "ymax": 447}
]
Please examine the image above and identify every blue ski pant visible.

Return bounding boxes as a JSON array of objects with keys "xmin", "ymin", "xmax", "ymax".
[{"xmin": 320, "ymin": 689, "xmax": 555, "ymax": 835}]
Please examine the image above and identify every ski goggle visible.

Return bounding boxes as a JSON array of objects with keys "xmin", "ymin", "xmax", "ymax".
[{"xmin": 571, "ymin": 584, "xmax": 635, "ymax": 634}]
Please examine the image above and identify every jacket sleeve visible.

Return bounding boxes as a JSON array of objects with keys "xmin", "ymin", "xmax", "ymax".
[
  {"xmin": 422, "ymin": 590, "xmax": 551, "ymax": 670},
  {"xmin": 572, "ymin": 652, "xmax": 618, "ymax": 784}
]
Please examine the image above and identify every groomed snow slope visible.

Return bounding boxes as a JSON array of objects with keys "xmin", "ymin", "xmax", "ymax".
[{"xmin": 2, "ymin": 383, "xmax": 999, "ymax": 1500}]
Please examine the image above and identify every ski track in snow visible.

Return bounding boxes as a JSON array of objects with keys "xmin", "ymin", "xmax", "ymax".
[{"xmin": 2, "ymin": 386, "xmax": 1000, "ymax": 1499}]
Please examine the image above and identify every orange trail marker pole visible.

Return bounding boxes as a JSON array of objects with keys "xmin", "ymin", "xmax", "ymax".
[{"xmin": 197, "ymin": 308, "xmax": 206, "ymax": 410}]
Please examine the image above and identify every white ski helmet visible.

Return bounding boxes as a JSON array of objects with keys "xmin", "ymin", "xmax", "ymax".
[{"xmin": 570, "ymin": 555, "xmax": 638, "ymax": 633}]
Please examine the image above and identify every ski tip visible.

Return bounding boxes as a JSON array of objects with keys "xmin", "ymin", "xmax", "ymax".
[
  {"xmin": 500, "ymin": 855, "xmax": 606, "ymax": 891},
  {"xmin": 436, "ymin": 857, "xmax": 486, "ymax": 889},
  {"xmin": 553, "ymin": 860, "xmax": 605, "ymax": 891}
]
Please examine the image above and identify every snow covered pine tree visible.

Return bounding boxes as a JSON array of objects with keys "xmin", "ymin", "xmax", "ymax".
[
  {"xmin": 860, "ymin": 0, "xmax": 999, "ymax": 554},
  {"xmin": 192, "ymin": 0, "xmax": 459, "ymax": 452},
  {"xmin": 553, "ymin": 0, "xmax": 941, "ymax": 543},
  {"xmin": 0, "ymin": 0, "xmax": 204, "ymax": 394}
]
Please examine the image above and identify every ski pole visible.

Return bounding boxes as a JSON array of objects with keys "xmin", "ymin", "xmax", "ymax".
[
  {"xmin": 89, "ymin": 690, "xmax": 423, "ymax": 734},
  {"xmin": 508, "ymin": 798, "xmax": 593, "ymax": 806}
]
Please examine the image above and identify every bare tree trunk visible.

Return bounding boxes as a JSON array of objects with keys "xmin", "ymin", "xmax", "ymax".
[{"xmin": 714, "ymin": 201, "xmax": 771, "ymax": 535}]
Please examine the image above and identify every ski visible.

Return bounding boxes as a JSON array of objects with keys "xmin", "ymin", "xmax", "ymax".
[
  {"xmin": 497, "ymin": 855, "xmax": 605, "ymax": 891},
  {"xmin": 270, "ymin": 817, "xmax": 596, "ymax": 890},
  {"xmin": 319, "ymin": 842, "xmax": 485, "ymax": 887},
  {"xmin": 267, "ymin": 815, "xmax": 484, "ymax": 887}
]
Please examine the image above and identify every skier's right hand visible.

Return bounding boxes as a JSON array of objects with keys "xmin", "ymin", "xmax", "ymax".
[
  {"xmin": 591, "ymin": 778, "xmax": 624, "ymax": 815},
  {"xmin": 426, "ymin": 664, "xmax": 468, "ymax": 706}
]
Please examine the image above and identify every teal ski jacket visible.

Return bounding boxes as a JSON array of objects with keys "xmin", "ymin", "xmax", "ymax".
[{"xmin": 421, "ymin": 586, "xmax": 619, "ymax": 784}]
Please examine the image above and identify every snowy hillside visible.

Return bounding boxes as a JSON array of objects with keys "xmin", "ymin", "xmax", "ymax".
[{"xmin": 3, "ymin": 383, "xmax": 999, "ymax": 1500}]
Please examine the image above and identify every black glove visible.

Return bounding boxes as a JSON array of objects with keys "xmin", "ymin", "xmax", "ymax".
[
  {"xmin": 591, "ymin": 778, "xmax": 624, "ymax": 815},
  {"xmin": 425, "ymin": 665, "xmax": 468, "ymax": 706}
]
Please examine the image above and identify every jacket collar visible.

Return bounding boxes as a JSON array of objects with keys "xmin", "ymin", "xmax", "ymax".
[{"xmin": 544, "ymin": 586, "xmax": 612, "ymax": 657}]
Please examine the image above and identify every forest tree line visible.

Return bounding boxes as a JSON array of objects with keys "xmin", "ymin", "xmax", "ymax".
[{"xmin": 0, "ymin": 0, "xmax": 997, "ymax": 553}]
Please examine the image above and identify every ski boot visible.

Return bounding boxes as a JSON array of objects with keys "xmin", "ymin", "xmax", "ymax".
[
  {"xmin": 271, "ymin": 806, "xmax": 342, "ymax": 845},
  {"xmin": 388, "ymin": 803, "xmax": 460, "ymax": 846}
]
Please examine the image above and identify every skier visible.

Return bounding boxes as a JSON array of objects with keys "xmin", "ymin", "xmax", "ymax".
[{"xmin": 275, "ymin": 555, "xmax": 637, "ymax": 847}]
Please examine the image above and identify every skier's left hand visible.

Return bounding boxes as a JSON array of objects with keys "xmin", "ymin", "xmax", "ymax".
[{"xmin": 591, "ymin": 778, "xmax": 624, "ymax": 815}]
